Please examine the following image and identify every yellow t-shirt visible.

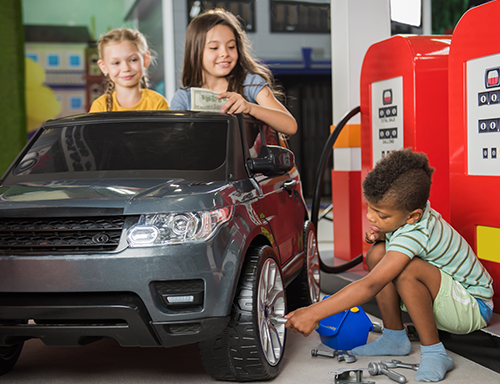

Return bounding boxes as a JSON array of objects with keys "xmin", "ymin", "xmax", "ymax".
[{"xmin": 89, "ymin": 89, "xmax": 169, "ymax": 112}]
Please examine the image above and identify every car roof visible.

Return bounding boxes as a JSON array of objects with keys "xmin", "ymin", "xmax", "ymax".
[{"xmin": 42, "ymin": 111, "xmax": 236, "ymax": 127}]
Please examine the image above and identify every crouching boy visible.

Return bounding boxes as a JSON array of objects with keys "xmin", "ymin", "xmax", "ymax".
[{"xmin": 285, "ymin": 148, "xmax": 494, "ymax": 382}]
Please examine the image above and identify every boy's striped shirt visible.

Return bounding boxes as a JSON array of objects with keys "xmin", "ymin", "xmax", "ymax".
[{"xmin": 386, "ymin": 201, "xmax": 494, "ymax": 302}]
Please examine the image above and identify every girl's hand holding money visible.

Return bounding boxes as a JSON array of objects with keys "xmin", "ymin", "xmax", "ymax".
[
  {"xmin": 218, "ymin": 88, "xmax": 297, "ymax": 135},
  {"xmin": 218, "ymin": 92, "xmax": 252, "ymax": 115}
]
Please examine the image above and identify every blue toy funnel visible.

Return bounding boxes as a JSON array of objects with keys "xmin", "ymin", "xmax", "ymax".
[{"xmin": 315, "ymin": 296, "xmax": 373, "ymax": 350}]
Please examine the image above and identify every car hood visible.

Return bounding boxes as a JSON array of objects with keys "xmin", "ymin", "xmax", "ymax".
[{"xmin": 0, "ymin": 178, "xmax": 253, "ymax": 214}]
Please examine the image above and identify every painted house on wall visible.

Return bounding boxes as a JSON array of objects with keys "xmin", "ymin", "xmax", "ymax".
[{"xmin": 24, "ymin": 25, "xmax": 97, "ymax": 117}]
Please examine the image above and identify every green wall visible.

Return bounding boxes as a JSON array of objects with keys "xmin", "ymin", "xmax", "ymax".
[
  {"xmin": 432, "ymin": 0, "xmax": 469, "ymax": 34},
  {"xmin": 22, "ymin": 0, "xmax": 135, "ymax": 40},
  {"xmin": 0, "ymin": 0, "xmax": 26, "ymax": 176}
]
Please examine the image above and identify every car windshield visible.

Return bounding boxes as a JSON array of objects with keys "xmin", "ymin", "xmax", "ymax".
[{"xmin": 13, "ymin": 121, "xmax": 228, "ymax": 176}]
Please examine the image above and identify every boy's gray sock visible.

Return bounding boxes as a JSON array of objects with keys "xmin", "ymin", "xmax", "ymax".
[
  {"xmin": 415, "ymin": 342, "xmax": 453, "ymax": 382},
  {"xmin": 351, "ymin": 328, "xmax": 411, "ymax": 356}
]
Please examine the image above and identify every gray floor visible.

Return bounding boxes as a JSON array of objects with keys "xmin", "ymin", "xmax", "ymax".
[
  {"xmin": 3, "ymin": 213, "xmax": 500, "ymax": 383},
  {"xmin": 4, "ymin": 319, "xmax": 500, "ymax": 384}
]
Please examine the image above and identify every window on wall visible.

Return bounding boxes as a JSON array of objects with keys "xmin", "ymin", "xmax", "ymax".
[
  {"xmin": 187, "ymin": 0, "xmax": 256, "ymax": 32},
  {"xmin": 270, "ymin": 1, "xmax": 330, "ymax": 33},
  {"xmin": 68, "ymin": 54, "xmax": 82, "ymax": 68},
  {"xmin": 70, "ymin": 96, "xmax": 83, "ymax": 110},
  {"xmin": 47, "ymin": 54, "xmax": 60, "ymax": 67},
  {"xmin": 26, "ymin": 53, "xmax": 38, "ymax": 63}
]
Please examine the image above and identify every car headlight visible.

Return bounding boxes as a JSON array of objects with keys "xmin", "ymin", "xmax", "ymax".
[{"xmin": 127, "ymin": 207, "xmax": 233, "ymax": 247}]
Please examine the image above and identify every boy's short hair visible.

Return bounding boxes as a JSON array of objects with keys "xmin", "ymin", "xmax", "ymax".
[{"xmin": 362, "ymin": 148, "xmax": 435, "ymax": 212}]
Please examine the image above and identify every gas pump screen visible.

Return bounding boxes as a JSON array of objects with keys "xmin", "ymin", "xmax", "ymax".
[
  {"xmin": 467, "ymin": 54, "xmax": 500, "ymax": 176},
  {"xmin": 370, "ymin": 76, "xmax": 404, "ymax": 165}
]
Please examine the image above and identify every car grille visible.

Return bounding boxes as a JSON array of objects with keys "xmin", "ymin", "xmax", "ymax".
[{"xmin": 0, "ymin": 216, "xmax": 127, "ymax": 252}]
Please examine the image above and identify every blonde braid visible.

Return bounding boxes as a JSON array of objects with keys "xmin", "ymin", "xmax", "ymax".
[{"xmin": 105, "ymin": 75, "xmax": 115, "ymax": 112}]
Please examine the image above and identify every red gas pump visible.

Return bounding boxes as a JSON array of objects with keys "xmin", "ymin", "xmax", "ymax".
[
  {"xmin": 449, "ymin": 0, "xmax": 500, "ymax": 311},
  {"xmin": 360, "ymin": 35, "xmax": 451, "ymax": 262}
]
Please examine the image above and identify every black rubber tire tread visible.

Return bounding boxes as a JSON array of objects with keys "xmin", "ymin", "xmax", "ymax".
[
  {"xmin": 287, "ymin": 221, "xmax": 320, "ymax": 311},
  {"xmin": 0, "ymin": 342, "xmax": 24, "ymax": 376},
  {"xmin": 198, "ymin": 245, "xmax": 284, "ymax": 382}
]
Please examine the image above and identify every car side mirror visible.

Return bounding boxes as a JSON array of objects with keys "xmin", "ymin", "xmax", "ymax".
[{"xmin": 247, "ymin": 145, "xmax": 295, "ymax": 176}]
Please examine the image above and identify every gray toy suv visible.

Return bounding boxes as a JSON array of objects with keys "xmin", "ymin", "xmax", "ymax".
[{"xmin": 0, "ymin": 111, "xmax": 320, "ymax": 381}]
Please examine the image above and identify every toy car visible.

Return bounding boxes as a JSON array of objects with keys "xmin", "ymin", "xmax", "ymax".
[{"xmin": 0, "ymin": 111, "xmax": 320, "ymax": 381}]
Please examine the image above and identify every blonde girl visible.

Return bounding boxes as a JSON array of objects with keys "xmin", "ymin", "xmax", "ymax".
[
  {"xmin": 90, "ymin": 28, "xmax": 169, "ymax": 112},
  {"xmin": 170, "ymin": 9, "xmax": 297, "ymax": 136}
]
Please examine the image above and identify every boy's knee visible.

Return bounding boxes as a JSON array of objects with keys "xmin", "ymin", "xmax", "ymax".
[
  {"xmin": 394, "ymin": 257, "xmax": 441, "ymax": 293},
  {"xmin": 365, "ymin": 241, "xmax": 385, "ymax": 270}
]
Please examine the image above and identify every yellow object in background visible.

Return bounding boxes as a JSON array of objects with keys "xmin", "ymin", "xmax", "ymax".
[
  {"xmin": 25, "ymin": 58, "xmax": 61, "ymax": 133},
  {"xmin": 477, "ymin": 225, "xmax": 500, "ymax": 263}
]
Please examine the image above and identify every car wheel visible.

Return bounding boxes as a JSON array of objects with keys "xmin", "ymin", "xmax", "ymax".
[
  {"xmin": 0, "ymin": 342, "xmax": 24, "ymax": 376},
  {"xmin": 198, "ymin": 245, "xmax": 286, "ymax": 381},
  {"xmin": 287, "ymin": 221, "xmax": 321, "ymax": 311}
]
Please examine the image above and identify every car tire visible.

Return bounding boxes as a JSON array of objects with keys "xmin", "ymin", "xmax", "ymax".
[
  {"xmin": 198, "ymin": 245, "xmax": 287, "ymax": 381},
  {"xmin": 0, "ymin": 342, "xmax": 24, "ymax": 376},
  {"xmin": 287, "ymin": 221, "xmax": 321, "ymax": 311}
]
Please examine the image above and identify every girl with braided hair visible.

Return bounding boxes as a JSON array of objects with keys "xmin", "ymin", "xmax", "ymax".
[
  {"xmin": 89, "ymin": 28, "xmax": 169, "ymax": 112},
  {"xmin": 285, "ymin": 148, "xmax": 493, "ymax": 382}
]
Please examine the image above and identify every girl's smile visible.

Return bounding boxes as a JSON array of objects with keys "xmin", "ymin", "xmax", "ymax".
[{"xmin": 216, "ymin": 60, "xmax": 232, "ymax": 68}]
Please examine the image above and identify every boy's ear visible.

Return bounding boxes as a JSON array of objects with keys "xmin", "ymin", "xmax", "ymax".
[
  {"xmin": 97, "ymin": 59, "xmax": 108, "ymax": 75},
  {"xmin": 406, "ymin": 209, "xmax": 423, "ymax": 225},
  {"xmin": 143, "ymin": 51, "xmax": 152, "ymax": 68}
]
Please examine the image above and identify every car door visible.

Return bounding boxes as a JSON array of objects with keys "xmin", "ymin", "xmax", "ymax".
[{"xmin": 247, "ymin": 123, "xmax": 305, "ymax": 263}]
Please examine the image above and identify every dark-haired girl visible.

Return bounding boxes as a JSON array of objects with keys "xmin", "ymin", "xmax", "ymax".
[{"xmin": 170, "ymin": 9, "xmax": 296, "ymax": 136}]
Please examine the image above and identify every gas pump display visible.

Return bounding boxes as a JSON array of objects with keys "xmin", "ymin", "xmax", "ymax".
[
  {"xmin": 467, "ymin": 56, "xmax": 500, "ymax": 175},
  {"xmin": 370, "ymin": 77, "xmax": 404, "ymax": 163},
  {"xmin": 449, "ymin": 0, "xmax": 500, "ymax": 311}
]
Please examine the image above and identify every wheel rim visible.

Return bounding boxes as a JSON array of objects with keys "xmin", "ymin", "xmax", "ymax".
[
  {"xmin": 257, "ymin": 258, "xmax": 286, "ymax": 366},
  {"xmin": 307, "ymin": 229, "xmax": 321, "ymax": 303}
]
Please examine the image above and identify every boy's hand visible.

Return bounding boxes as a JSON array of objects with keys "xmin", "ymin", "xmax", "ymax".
[
  {"xmin": 218, "ymin": 92, "xmax": 252, "ymax": 115},
  {"xmin": 365, "ymin": 228, "xmax": 385, "ymax": 244},
  {"xmin": 284, "ymin": 307, "xmax": 319, "ymax": 337}
]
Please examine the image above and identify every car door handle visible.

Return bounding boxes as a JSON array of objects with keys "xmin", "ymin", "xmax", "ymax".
[{"xmin": 282, "ymin": 179, "xmax": 297, "ymax": 194}]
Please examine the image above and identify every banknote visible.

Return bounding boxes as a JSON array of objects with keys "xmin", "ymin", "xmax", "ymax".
[{"xmin": 191, "ymin": 87, "xmax": 228, "ymax": 112}]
